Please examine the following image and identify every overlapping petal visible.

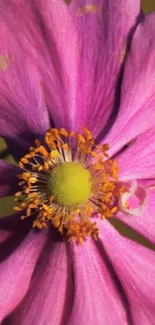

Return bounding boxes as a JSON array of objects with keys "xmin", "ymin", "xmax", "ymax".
[
  {"xmin": 0, "ymin": 229, "xmax": 47, "ymax": 322},
  {"xmin": 117, "ymin": 127, "xmax": 155, "ymax": 181},
  {"xmin": 104, "ymin": 12, "xmax": 155, "ymax": 157},
  {"xmin": 0, "ymin": 0, "xmax": 141, "ymax": 150},
  {"xmin": 0, "ymin": 1, "xmax": 51, "ymax": 159},
  {"xmin": 0, "ymin": 213, "xmax": 41, "ymax": 266},
  {"xmin": 116, "ymin": 188, "xmax": 155, "ymax": 245},
  {"xmin": 67, "ymin": 239, "xmax": 128, "ymax": 325},
  {"xmin": 0, "ymin": 160, "xmax": 19, "ymax": 197},
  {"xmin": 5, "ymin": 241, "xmax": 72, "ymax": 325},
  {"xmin": 117, "ymin": 127, "xmax": 155, "ymax": 184},
  {"xmin": 31, "ymin": 0, "xmax": 141, "ymax": 137},
  {"xmin": 101, "ymin": 220, "xmax": 155, "ymax": 325}
]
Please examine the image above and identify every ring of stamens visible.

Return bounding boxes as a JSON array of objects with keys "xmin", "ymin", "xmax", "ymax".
[{"xmin": 14, "ymin": 127, "xmax": 124, "ymax": 244}]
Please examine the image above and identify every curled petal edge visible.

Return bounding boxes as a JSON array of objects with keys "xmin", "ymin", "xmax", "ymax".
[{"xmin": 119, "ymin": 180, "xmax": 148, "ymax": 216}]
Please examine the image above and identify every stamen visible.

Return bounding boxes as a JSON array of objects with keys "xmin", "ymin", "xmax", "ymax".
[{"xmin": 14, "ymin": 127, "xmax": 125, "ymax": 243}]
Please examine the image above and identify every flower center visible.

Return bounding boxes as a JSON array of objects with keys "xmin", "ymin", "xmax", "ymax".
[
  {"xmin": 14, "ymin": 127, "xmax": 126, "ymax": 244},
  {"xmin": 48, "ymin": 162, "xmax": 92, "ymax": 206}
]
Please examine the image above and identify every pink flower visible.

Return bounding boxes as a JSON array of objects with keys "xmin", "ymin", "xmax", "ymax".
[{"xmin": 0, "ymin": 0, "xmax": 155, "ymax": 324}]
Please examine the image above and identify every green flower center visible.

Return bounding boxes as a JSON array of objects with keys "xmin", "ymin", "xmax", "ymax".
[{"xmin": 48, "ymin": 162, "xmax": 92, "ymax": 206}]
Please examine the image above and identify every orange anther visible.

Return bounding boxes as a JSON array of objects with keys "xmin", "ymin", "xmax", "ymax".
[
  {"xmin": 76, "ymin": 134, "xmax": 85, "ymax": 143},
  {"xmin": 50, "ymin": 195, "xmax": 54, "ymax": 203},
  {"xmin": 62, "ymin": 143, "xmax": 69, "ymax": 151},
  {"xmin": 14, "ymin": 206, "xmax": 22, "ymax": 211},
  {"xmin": 21, "ymin": 158, "xmax": 29, "ymax": 164},
  {"xmin": 15, "ymin": 191, "xmax": 22, "ymax": 197},
  {"xmin": 19, "ymin": 162, "xmax": 24, "ymax": 169},
  {"xmin": 59, "ymin": 128, "xmax": 68, "ymax": 137},
  {"xmin": 35, "ymin": 139, "xmax": 41, "ymax": 146},
  {"xmin": 26, "ymin": 207, "xmax": 31, "ymax": 216},
  {"xmin": 69, "ymin": 131, "xmax": 74, "ymax": 138}
]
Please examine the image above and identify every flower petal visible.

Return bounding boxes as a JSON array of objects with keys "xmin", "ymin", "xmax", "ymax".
[
  {"xmin": 0, "ymin": 229, "xmax": 47, "ymax": 322},
  {"xmin": 5, "ymin": 240, "xmax": 72, "ymax": 325},
  {"xmin": 0, "ymin": 160, "xmax": 19, "ymax": 197},
  {"xmin": 104, "ymin": 12, "xmax": 155, "ymax": 156},
  {"xmin": 117, "ymin": 128, "xmax": 155, "ymax": 181},
  {"xmin": 30, "ymin": 0, "xmax": 141, "ymax": 136},
  {"xmin": 116, "ymin": 188, "xmax": 155, "ymax": 245},
  {"xmin": 67, "ymin": 239, "xmax": 128, "ymax": 325},
  {"xmin": 100, "ymin": 220, "xmax": 155, "ymax": 325},
  {"xmin": 0, "ymin": 2, "xmax": 50, "ymax": 159},
  {"xmin": 0, "ymin": 213, "xmax": 34, "ymax": 264}
]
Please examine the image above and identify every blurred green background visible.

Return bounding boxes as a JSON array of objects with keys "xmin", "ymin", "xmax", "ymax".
[
  {"xmin": 0, "ymin": 0, "xmax": 155, "ymax": 244},
  {"xmin": 142, "ymin": 0, "xmax": 155, "ymax": 13}
]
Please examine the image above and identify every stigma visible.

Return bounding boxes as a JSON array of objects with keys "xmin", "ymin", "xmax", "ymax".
[{"xmin": 14, "ymin": 127, "xmax": 126, "ymax": 243}]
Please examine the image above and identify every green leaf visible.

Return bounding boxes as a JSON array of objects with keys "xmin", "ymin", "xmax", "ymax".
[{"xmin": 65, "ymin": 0, "xmax": 71, "ymax": 4}]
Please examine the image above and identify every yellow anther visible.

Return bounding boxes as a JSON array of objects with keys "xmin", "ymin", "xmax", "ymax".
[
  {"xmin": 50, "ymin": 150, "xmax": 58, "ymax": 159},
  {"xmin": 29, "ymin": 177, "xmax": 37, "ymax": 184}
]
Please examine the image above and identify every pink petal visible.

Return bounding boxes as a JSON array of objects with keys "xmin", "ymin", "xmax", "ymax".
[
  {"xmin": 117, "ymin": 127, "xmax": 155, "ymax": 181},
  {"xmin": 6, "ymin": 241, "xmax": 73, "ymax": 325},
  {"xmin": 100, "ymin": 220, "xmax": 155, "ymax": 325},
  {"xmin": 0, "ymin": 160, "xmax": 19, "ymax": 197},
  {"xmin": 116, "ymin": 188, "xmax": 155, "ymax": 244},
  {"xmin": 104, "ymin": 12, "xmax": 155, "ymax": 157},
  {"xmin": 0, "ymin": 2, "xmax": 50, "ymax": 159},
  {"xmin": 67, "ymin": 239, "xmax": 128, "ymax": 325},
  {"xmin": 0, "ymin": 213, "xmax": 39, "ymax": 266},
  {"xmin": 139, "ymin": 179, "xmax": 155, "ymax": 188},
  {"xmin": 0, "ymin": 229, "xmax": 47, "ymax": 322},
  {"xmin": 28, "ymin": 0, "xmax": 140, "ymax": 137}
]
